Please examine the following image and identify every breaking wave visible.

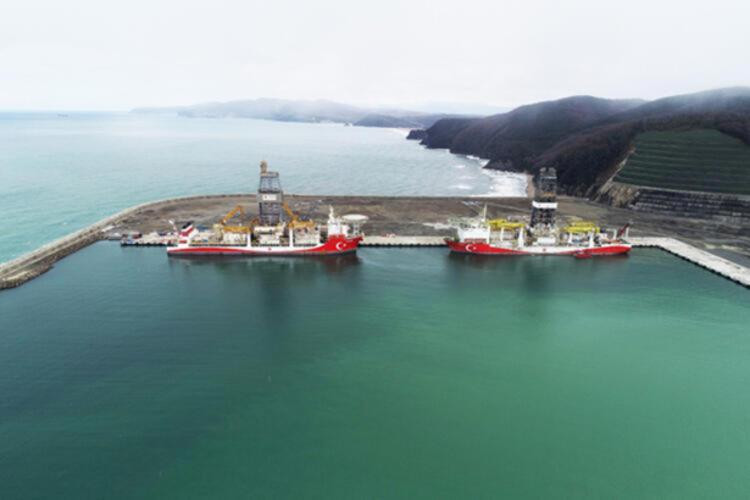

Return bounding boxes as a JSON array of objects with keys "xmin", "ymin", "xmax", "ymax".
[{"xmin": 458, "ymin": 155, "xmax": 527, "ymax": 197}]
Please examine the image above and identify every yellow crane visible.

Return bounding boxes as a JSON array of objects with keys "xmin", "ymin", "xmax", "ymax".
[
  {"xmin": 562, "ymin": 220, "xmax": 599, "ymax": 234},
  {"xmin": 282, "ymin": 202, "xmax": 316, "ymax": 230},
  {"xmin": 218, "ymin": 205, "xmax": 256, "ymax": 234},
  {"xmin": 488, "ymin": 218, "xmax": 526, "ymax": 230}
]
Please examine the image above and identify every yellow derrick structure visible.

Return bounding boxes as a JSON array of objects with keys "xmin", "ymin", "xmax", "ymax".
[
  {"xmin": 488, "ymin": 218, "xmax": 526, "ymax": 230},
  {"xmin": 562, "ymin": 220, "xmax": 599, "ymax": 234},
  {"xmin": 282, "ymin": 202, "xmax": 315, "ymax": 230},
  {"xmin": 218, "ymin": 205, "xmax": 256, "ymax": 234}
]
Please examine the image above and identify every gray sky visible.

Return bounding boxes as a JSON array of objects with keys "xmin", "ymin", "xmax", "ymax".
[{"xmin": 2, "ymin": 0, "xmax": 749, "ymax": 110}]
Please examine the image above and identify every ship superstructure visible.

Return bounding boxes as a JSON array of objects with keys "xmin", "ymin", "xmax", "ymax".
[
  {"xmin": 446, "ymin": 167, "xmax": 631, "ymax": 257},
  {"xmin": 167, "ymin": 162, "xmax": 367, "ymax": 256}
]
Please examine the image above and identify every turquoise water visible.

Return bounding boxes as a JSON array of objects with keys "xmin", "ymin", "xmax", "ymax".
[
  {"xmin": 1, "ymin": 245, "xmax": 748, "ymax": 498},
  {"xmin": 0, "ymin": 113, "xmax": 524, "ymax": 263}
]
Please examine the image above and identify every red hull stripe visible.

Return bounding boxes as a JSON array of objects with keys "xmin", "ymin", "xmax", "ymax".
[
  {"xmin": 445, "ymin": 239, "xmax": 631, "ymax": 256},
  {"xmin": 168, "ymin": 236, "xmax": 362, "ymax": 256}
]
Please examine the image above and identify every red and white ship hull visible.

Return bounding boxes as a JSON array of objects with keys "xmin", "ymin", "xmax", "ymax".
[
  {"xmin": 167, "ymin": 235, "xmax": 362, "ymax": 256},
  {"xmin": 445, "ymin": 239, "xmax": 631, "ymax": 256}
]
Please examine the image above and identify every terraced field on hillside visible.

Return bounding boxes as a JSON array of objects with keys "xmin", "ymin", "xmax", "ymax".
[{"xmin": 615, "ymin": 129, "xmax": 750, "ymax": 194}]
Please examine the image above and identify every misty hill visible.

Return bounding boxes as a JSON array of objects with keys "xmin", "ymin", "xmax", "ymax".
[
  {"xmin": 536, "ymin": 87, "xmax": 750, "ymax": 195},
  {"xmin": 418, "ymin": 87, "xmax": 750, "ymax": 195},
  {"xmin": 133, "ymin": 98, "xmax": 459, "ymax": 129},
  {"xmin": 420, "ymin": 96, "xmax": 645, "ymax": 168}
]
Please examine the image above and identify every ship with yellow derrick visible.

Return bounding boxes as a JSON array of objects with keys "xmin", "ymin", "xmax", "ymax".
[
  {"xmin": 168, "ymin": 162, "xmax": 367, "ymax": 256},
  {"xmin": 445, "ymin": 168, "xmax": 631, "ymax": 257}
]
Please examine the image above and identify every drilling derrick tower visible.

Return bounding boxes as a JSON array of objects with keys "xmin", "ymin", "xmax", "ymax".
[
  {"xmin": 258, "ymin": 160, "xmax": 284, "ymax": 226},
  {"xmin": 530, "ymin": 167, "xmax": 557, "ymax": 229}
]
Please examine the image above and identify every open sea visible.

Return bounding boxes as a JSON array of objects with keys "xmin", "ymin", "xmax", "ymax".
[
  {"xmin": 1, "ymin": 245, "xmax": 749, "ymax": 498},
  {"xmin": 0, "ymin": 112, "xmax": 526, "ymax": 264}
]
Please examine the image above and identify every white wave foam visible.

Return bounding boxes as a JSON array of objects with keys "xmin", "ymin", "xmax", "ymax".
[
  {"xmin": 386, "ymin": 128, "xmax": 411, "ymax": 137},
  {"xmin": 462, "ymin": 154, "xmax": 491, "ymax": 168},
  {"xmin": 451, "ymin": 184, "xmax": 472, "ymax": 190},
  {"xmin": 455, "ymin": 154, "xmax": 527, "ymax": 196},
  {"xmin": 472, "ymin": 169, "xmax": 528, "ymax": 198}
]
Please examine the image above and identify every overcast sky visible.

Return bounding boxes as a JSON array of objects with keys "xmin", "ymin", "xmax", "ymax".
[{"xmin": 2, "ymin": 0, "xmax": 748, "ymax": 111}]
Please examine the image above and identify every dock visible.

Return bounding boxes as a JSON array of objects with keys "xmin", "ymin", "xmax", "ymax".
[
  {"xmin": 361, "ymin": 236, "xmax": 445, "ymax": 246},
  {"xmin": 2, "ymin": 194, "xmax": 750, "ymax": 290},
  {"xmin": 362, "ymin": 236, "xmax": 750, "ymax": 288},
  {"xmin": 119, "ymin": 235, "xmax": 447, "ymax": 247},
  {"xmin": 629, "ymin": 237, "xmax": 750, "ymax": 288}
]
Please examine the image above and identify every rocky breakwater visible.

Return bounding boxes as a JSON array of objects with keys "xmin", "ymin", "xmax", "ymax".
[
  {"xmin": 0, "ymin": 195, "xmax": 242, "ymax": 290},
  {"xmin": 0, "ymin": 223, "xmax": 110, "ymax": 289}
]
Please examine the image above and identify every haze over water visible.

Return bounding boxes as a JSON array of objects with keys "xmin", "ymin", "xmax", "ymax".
[
  {"xmin": 1, "ymin": 245, "xmax": 748, "ymax": 498},
  {"xmin": 0, "ymin": 112, "xmax": 526, "ymax": 263}
]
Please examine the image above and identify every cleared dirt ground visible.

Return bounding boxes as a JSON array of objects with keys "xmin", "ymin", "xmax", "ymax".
[{"xmin": 114, "ymin": 194, "xmax": 750, "ymax": 262}]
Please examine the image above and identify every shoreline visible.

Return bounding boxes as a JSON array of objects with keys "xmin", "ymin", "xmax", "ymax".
[{"xmin": 2, "ymin": 194, "xmax": 750, "ymax": 290}]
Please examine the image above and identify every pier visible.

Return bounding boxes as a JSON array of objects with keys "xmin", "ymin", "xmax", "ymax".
[
  {"xmin": 363, "ymin": 237, "xmax": 750, "ymax": 288},
  {"xmin": 2, "ymin": 194, "xmax": 750, "ymax": 290},
  {"xmin": 629, "ymin": 237, "xmax": 750, "ymax": 288},
  {"xmin": 362, "ymin": 236, "xmax": 445, "ymax": 247}
]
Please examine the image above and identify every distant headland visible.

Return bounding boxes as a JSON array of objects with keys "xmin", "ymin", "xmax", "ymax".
[{"xmin": 131, "ymin": 97, "xmax": 471, "ymax": 129}]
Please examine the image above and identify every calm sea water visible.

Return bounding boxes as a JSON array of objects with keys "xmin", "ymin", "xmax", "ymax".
[
  {"xmin": 0, "ymin": 112, "xmax": 526, "ymax": 263},
  {"xmin": 1, "ymin": 245, "xmax": 748, "ymax": 499}
]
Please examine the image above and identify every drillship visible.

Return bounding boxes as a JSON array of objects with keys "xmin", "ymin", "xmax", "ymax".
[
  {"xmin": 445, "ymin": 167, "xmax": 631, "ymax": 257},
  {"xmin": 167, "ymin": 162, "xmax": 367, "ymax": 256}
]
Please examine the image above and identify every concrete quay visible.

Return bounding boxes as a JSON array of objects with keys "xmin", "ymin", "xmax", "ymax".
[
  {"xmin": 2, "ymin": 194, "xmax": 750, "ymax": 290},
  {"xmin": 361, "ymin": 236, "xmax": 445, "ymax": 246},
  {"xmin": 362, "ymin": 236, "xmax": 750, "ymax": 288},
  {"xmin": 629, "ymin": 237, "xmax": 750, "ymax": 288}
]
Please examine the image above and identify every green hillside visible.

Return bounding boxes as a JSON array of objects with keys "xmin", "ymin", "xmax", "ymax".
[{"xmin": 615, "ymin": 129, "xmax": 750, "ymax": 194}]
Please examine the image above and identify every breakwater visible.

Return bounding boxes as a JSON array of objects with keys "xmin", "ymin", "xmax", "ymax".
[
  {"xmin": 628, "ymin": 237, "xmax": 750, "ymax": 288},
  {"xmin": 0, "ymin": 194, "xmax": 244, "ymax": 289}
]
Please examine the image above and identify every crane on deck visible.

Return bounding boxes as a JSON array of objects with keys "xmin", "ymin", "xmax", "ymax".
[
  {"xmin": 282, "ymin": 202, "xmax": 316, "ymax": 230},
  {"xmin": 218, "ymin": 205, "xmax": 256, "ymax": 234}
]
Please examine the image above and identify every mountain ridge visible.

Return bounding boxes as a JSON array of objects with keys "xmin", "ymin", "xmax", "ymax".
[{"xmin": 417, "ymin": 87, "xmax": 750, "ymax": 195}]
